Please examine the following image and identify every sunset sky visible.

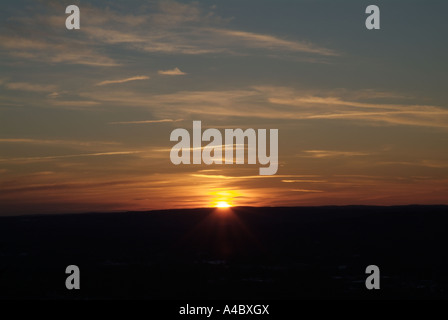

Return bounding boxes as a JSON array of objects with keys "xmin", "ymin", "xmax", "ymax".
[{"xmin": 1, "ymin": 0, "xmax": 447, "ymax": 215}]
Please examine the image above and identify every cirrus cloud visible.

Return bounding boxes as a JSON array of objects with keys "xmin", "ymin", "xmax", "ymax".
[
  {"xmin": 158, "ymin": 67, "xmax": 187, "ymax": 76},
  {"xmin": 96, "ymin": 75, "xmax": 150, "ymax": 86}
]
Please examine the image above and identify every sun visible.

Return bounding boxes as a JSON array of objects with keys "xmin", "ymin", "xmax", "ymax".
[
  {"xmin": 215, "ymin": 201, "xmax": 232, "ymax": 208},
  {"xmin": 210, "ymin": 190, "xmax": 239, "ymax": 209}
]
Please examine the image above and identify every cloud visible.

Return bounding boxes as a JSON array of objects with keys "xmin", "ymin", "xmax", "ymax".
[
  {"xmin": 81, "ymin": 88, "xmax": 261, "ymax": 115},
  {"xmin": 47, "ymin": 100, "xmax": 100, "ymax": 108},
  {"xmin": 0, "ymin": 1, "xmax": 339, "ymax": 71},
  {"xmin": 0, "ymin": 151, "xmax": 140, "ymax": 164},
  {"xmin": 0, "ymin": 179, "xmax": 140, "ymax": 196},
  {"xmin": 190, "ymin": 174, "xmax": 322, "ymax": 181},
  {"xmin": 96, "ymin": 76, "xmax": 150, "ymax": 86},
  {"xmin": 0, "ymin": 35, "xmax": 119, "ymax": 67},
  {"xmin": 282, "ymin": 179, "xmax": 327, "ymax": 183},
  {"xmin": 208, "ymin": 28, "xmax": 338, "ymax": 56},
  {"xmin": 153, "ymin": 144, "xmax": 246, "ymax": 153},
  {"xmin": 5, "ymin": 82, "xmax": 57, "ymax": 93},
  {"xmin": 0, "ymin": 138, "xmax": 119, "ymax": 147},
  {"xmin": 133, "ymin": 26, "xmax": 337, "ymax": 58},
  {"xmin": 300, "ymin": 150, "xmax": 371, "ymax": 158},
  {"xmin": 377, "ymin": 160, "xmax": 448, "ymax": 169},
  {"xmin": 290, "ymin": 189, "xmax": 324, "ymax": 193},
  {"xmin": 268, "ymin": 92, "xmax": 448, "ymax": 128},
  {"xmin": 16, "ymin": 2, "xmax": 337, "ymax": 61},
  {"xmin": 110, "ymin": 119, "xmax": 183, "ymax": 125},
  {"xmin": 81, "ymin": 86, "xmax": 448, "ymax": 128},
  {"xmin": 158, "ymin": 67, "xmax": 187, "ymax": 76}
]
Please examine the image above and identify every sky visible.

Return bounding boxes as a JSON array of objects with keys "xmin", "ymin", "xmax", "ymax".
[{"xmin": 1, "ymin": 0, "xmax": 447, "ymax": 215}]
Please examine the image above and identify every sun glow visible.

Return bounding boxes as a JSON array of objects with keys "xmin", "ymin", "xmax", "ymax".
[
  {"xmin": 210, "ymin": 190, "xmax": 239, "ymax": 209},
  {"xmin": 215, "ymin": 201, "xmax": 232, "ymax": 208}
]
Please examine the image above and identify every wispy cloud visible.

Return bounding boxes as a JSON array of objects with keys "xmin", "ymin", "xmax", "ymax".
[
  {"xmin": 1, "ymin": 1, "xmax": 337, "ymax": 68},
  {"xmin": 5, "ymin": 82, "xmax": 57, "ymax": 93},
  {"xmin": 154, "ymin": 144, "xmax": 246, "ymax": 153},
  {"xmin": 158, "ymin": 68, "xmax": 187, "ymax": 76},
  {"xmin": 282, "ymin": 179, "xmax": 327, "ymax": 183},
  {"xmin": 96, "ymin": 76, "xmax": 150, "ymax": 86},
  {"xmin": 300, "ymin": 150, "xmax": 371, "ymax": 158},
  {"xmin": 377, "ymin": 160, "xmax": 448, "ymax": 169},
  {"xmin": 0, "ymin": 138, "xmax": 119, "ymax": 147},
  {"xmin": 81, "ymin": 86, "xmax": 448, "ymax": 128},
  {"xmin": 0, "ymin": 151, "xmax": 140, "ymax": 164},
  {"xmin": 191, "ymin": 174, "xmax": 322, "ymax": 181},
  {"xmin": 208, "ymin": 28, "xmax": 338, "ymax": 56},
  {"xmin": 110, "ymin": 119, "xmax": 183, "ymax": 125},
  {"xmin": 48, "ymin": 100, "xmax": 100, "ymax": 107},
  {"xmin": 0, "ymin": 179, "xmax": 141, "ymax": 195},
  {"xmin": 0, "ymin": 35, "xmax": 119, "ymax": 67},
  {"xmin": 290, "ymin": 189, "xmax": 324, "ymax": 193}
]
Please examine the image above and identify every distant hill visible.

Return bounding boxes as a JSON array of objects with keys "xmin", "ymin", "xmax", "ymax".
[{"xmin": 1, "ymin": 205, "xmax": 447, "ymax": 299}]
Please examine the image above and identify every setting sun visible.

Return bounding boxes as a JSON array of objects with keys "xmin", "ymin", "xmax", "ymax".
[
  {"xmin": 215, "ymin": 201, "xmax": 232, "ymax": 208},
  {"xmin": 210, "ymin": 190, "xmax": 239, "ymax": 209}
]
